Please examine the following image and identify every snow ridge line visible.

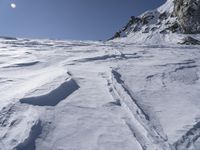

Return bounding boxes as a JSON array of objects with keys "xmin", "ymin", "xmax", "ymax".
[
  {"xmin": 20, "ymin": 77, "xmax": 79, "ymax": 106},
  {"xmin": 106, "ymin": 77, "xmax": 149, "ymax": 150},
  {"xmin": 0, "ymin": 72, "xmax": 80, "ymax": 150},
  {"xmin": 14, "ymin": 120, "xmax": 42, "ymax": 150},
  {"xmin": 111, "ymin": 69, "xmax": 150, "ymax": 121},
  {"xmin": 0, "ymin": 103, "xmax": 40, "ymax": 150},
  {"xmin": 173, "ymin": 121, "xmax": 200, "ymax": 150},
  {"xmin": 108, "ymin": 69, "xmax": 172, "ymax": 150},
  {"xmin": 73, "ymin": 51, "xmax": 141, "ymax": 63},
  {"xmin": 2, "ymin": 61, "xmax": 40, "ymax": 68}
]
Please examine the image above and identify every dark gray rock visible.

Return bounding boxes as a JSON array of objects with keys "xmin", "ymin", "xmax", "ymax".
[
  {"xmin": 159, "ymin": 12, "xmax": 168, "ymax": 20},
  {"xmin": 173, "ymin": 0, "xmax": 200, "ymax": 33},
  {"xmin": 160, "ymin": 22, "xmax": 180, "ymax": 34},
  {"xmin": 109, "ymin": 16, "xmax": 143, "ymax": 40}
]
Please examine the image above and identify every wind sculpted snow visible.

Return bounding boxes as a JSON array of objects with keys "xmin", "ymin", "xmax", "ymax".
[{"xmin": 0, "ymin": 37, "xmax": 200, "ymax": 150}]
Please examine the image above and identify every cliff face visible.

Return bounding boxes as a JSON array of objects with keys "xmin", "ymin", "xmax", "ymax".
[{"xmin": 173, "ymin": 0, "xmax": 200, "ymax": 33}]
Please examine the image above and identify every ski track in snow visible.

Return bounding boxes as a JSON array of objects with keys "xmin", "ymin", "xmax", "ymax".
[{"xmin": 0, "ymin": 38, "xmax": 200, "ymax": 150}]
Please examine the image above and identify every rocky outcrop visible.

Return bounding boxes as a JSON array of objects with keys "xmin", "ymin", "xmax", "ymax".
[
  {"xmin": 110, "ymin": 0, "xmax": 200, "ymax": 44},
  {"xmin": 173, "ymin": 0, "xmax": 200, "ymax": 33},
  {"xmin": 109, "ymin": 16, "xmax": 146, "ymax": 40},
  {"xmin": 109, "ymin": 10, "xmax": 167, "ymax": 40}
]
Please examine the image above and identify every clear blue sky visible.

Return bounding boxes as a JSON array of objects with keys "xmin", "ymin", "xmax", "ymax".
[{"xmin": 0, "ymin": 0, "xmax": 165, "ymax": 40}]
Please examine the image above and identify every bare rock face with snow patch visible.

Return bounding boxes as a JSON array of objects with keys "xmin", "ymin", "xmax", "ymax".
[
  {"xmin": 111, "ymin": 0, "xmax": 200, "ymax": 44},
  {"xmin": 173, "ymin": 0, "xmax": 200, "ymax": 34}
]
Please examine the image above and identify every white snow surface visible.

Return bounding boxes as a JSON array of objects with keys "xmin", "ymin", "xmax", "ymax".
[
  {"xmin": 0, "ymin": 37, "xmax": 200, "ymax": 150},
  {"xmin": 157, "ymin": 0, "xmax": 174, "ymax": 13}
]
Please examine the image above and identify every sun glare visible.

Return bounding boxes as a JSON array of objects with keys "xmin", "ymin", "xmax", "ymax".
[{"xmin": 11, "ymin": 3, "xmax": 16, "ymax": 9}]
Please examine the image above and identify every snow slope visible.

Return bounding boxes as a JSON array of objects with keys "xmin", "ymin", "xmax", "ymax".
[
  {"xmin": 0, "ymin": 36, "xmax": 200, "ymax": 150},
  {"xmin": 1, "ymin": 1, "xmax": 200, "ymax": 150}
]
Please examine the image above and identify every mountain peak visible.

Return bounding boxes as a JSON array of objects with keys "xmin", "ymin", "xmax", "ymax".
[{"xmin": 157, "ymin": 0, "xmax": 174, "ymax": 13}]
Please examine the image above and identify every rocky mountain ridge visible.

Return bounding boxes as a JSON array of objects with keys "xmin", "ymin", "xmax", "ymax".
[{"xmin": 111, "ymin": 0, "xmax": 200, "ymax": 45}]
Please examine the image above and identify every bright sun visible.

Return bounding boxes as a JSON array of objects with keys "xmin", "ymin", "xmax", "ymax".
[{"xmin": 11, "ymin": 3, "xmax": 16, "ymax": 9}]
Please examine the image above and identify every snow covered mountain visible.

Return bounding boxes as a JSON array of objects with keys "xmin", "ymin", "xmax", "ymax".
[
  {"xmin": 1, "ymin": 1, "xmax": 200, "ymax": 150},
  {"xmin": 111, "ymin": 0, "xmax": 200, "ymax": 45}
]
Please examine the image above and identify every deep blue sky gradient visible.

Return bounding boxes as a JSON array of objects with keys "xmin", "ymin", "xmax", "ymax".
[{"xmin": 0, "ymin": 0, "xmax": 165, "ymax": 40}]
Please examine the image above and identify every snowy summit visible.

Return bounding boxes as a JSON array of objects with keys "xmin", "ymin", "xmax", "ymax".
[{"xmin": 0, "ymin": 0, "xmax": 200, "ymax": 150}]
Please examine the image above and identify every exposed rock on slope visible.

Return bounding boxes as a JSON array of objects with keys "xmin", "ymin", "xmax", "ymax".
[
  {"xmin": 173, "ymin": 0, "xmax": 200, "ymax": 34},
  {"xmin": 111, "ymin": 0, "xmax": 200, "ymax": 44},
  {"xmin": 110, "ymin": 0, "xmax": 175, "ymax": 40}
]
